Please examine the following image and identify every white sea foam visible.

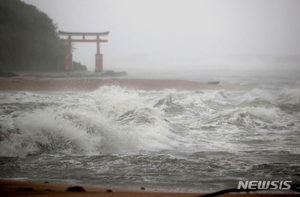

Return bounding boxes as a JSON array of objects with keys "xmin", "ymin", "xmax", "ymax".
[
  {"xmin": 0, "ymin": 86, "xmax": 179, "ymax": 157},
  {"xmin": 1, "ymin": 69, "xmax": 300, "ymax": 192},
  {"xmin": 0, "ymin": 84, "xmax": 299, "ymax": 157}
]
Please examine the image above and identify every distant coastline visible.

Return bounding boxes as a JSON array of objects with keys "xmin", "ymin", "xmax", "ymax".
[{"xmin": 0, "ymin": 71, "xmax": 233, "ymax": 92}]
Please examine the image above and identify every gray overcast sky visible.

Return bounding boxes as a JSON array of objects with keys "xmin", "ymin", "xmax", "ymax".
[{"xmin": 21, "ymin": 0, "xmax": 300, "ymax": 71}]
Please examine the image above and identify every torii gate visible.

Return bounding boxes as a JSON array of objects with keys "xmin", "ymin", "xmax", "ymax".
[{"xmin": 59, "ymin": 31, "xmax": 109, "ymax": 72}]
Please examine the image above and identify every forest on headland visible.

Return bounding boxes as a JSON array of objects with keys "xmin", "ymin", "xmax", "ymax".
[{"xmin": 0, "ymin": 0, "xmax": 69, "ymax": 72}]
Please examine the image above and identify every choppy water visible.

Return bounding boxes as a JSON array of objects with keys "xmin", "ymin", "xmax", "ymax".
[{"xmin": 0, "ymin": 69, "xmax": 299, "ymax": 193}]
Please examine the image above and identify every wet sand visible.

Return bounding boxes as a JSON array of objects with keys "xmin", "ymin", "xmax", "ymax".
[
  {"xmin": 0, "ymin": 73, "xmax": 233, "ymax": 92},
  {"xmin": 0, "ymin": 179, "xmax": 297, "ymax": 197}
]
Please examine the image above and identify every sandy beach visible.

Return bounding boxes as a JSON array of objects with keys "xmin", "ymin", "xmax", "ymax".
[
  {"xmin": 1, "ymin": 179, "xmax": 298, "ymax": 197},
  {"xmin": 0, "ymin": 72, "xmax": 233, "ymax": 92}
]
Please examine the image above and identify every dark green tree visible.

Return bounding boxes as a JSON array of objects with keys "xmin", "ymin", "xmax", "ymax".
[{"xmin": 0, "ymin": 0, "xmax": 67, "ymax": 71}]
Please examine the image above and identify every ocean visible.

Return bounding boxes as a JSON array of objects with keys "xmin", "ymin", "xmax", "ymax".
[{"xmin": 0, "ymin": 69, "xmax": 299, "ymax": 193}]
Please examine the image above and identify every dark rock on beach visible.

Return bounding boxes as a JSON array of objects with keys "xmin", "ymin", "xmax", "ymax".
[
  {"xmin": 16, "ymin": 187, "xmax": 35, "ymax": 191},
  {"xmin": 66, "ymin": 186, "xmax": 86, "ymax": 192}
]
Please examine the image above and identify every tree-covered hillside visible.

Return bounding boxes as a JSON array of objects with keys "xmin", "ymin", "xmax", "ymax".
[{"xmin": 0, "ymin": 0, "xmax": 67, "ymax": 72}]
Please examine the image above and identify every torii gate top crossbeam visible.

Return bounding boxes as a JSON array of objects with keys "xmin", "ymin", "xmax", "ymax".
[
  {"xmin": 58, "ymin": 30, "xmax": 109, "ymax": 72},
  {"xmin": 58, "ymin": 31, "xmax": 109, "ymax": 36}
]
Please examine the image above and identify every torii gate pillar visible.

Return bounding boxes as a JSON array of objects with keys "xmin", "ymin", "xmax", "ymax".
[
  {"xmin": 59, "ymin": 31, "xmax": 109, "ymax": 72},
  {"xmin": 64, "ymin": 35, "xmax": 73, "ymax": 71},
  {"xmin": 95, "ymin": 35, "xmax": 103, "ymax": 72},
  {"xmin": 95, "ymin": 54, "xmax": 103, "ymax": 72}
]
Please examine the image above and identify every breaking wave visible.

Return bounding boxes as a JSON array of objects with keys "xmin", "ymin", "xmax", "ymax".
[{"xmin": 0, "ymin": 85, "xmax": 299, "ymax": 157}]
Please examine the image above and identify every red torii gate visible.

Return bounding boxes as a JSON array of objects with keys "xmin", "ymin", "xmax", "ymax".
[{"xmin": 59, "ymin": 31, "xmax": 109, "ymax": 72}]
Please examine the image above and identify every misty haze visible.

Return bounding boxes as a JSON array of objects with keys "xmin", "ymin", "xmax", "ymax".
[{"xmin": 0, "ymin": 0, "xmax": 299, "ymax": 195}]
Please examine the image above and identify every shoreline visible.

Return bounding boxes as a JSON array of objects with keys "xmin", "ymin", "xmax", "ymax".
[
  {"xmin": 0, "ymin": 179, "xmax": 297, "ymax": 197},
  {"xmin": 0, "ymin": 179, "xmax": 203, "ymax": 196},
  {"xmin": 0, "ymin": 72, "xmax": 234, "ymax": 92},
  {"xmin": 0, "ymin": 74, "xmax": 298, "ymax": 197}
]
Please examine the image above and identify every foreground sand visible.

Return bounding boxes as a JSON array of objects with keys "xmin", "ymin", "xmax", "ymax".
[
  {"xmin": 0, "ymin": 73, "xmax": 233, "ymax": 92},
  {"xmin": 0, "ymin": 179, "xmax": 298, "ymax": 197}
]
